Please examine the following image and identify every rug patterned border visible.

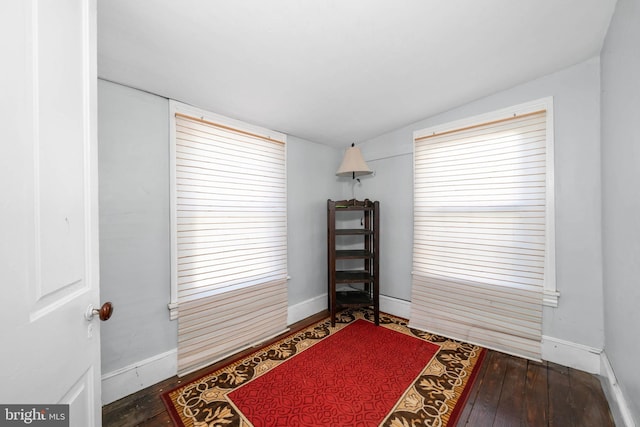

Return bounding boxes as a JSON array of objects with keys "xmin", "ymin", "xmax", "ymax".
[{"xmin": 162, "ymin": 309, "xmax": 486, "ymax": 427}]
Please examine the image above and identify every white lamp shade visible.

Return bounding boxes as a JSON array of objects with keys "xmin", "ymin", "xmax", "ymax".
[{"xmin": 336, "ymin": 146, "xmax": 373, "ymax": 177}]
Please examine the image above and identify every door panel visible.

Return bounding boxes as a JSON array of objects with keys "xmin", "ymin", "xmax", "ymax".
[
  {"xmin": 36, "ymin": 0, "xmax": 86, "ymax": 301},
  {"xmin": 30, "ymin": 0, "xmax": 89, "ymax": 319},
  {"xmin": 61, "ymin": 368, "xmax": 97, "ymax": 427}
]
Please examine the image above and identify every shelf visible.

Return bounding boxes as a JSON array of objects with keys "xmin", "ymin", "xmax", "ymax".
[
  {"xmin": 336, "ymin": 229, "xmax": 374, "ymax": 236},
  {"xmin": 332, "ymin": 199, "xmax": 375, "ymax": 211},
  {"xmin": 334, "ymin": 205, "xmax": 374, "ymax": 211},
  {"xmin": 335, "ymin": 270, "xmax": 374, "ymax": 283},
  {"xmin": 328, "ymin": 199, "xmax": 379, "ymax": 326},
  {"xmin": 336, "ymin": 250, "xmax": 372, "ymax": 259},
  {"xmin": 335, "ymin": 290, "xmax": 374, "ymax": 307}
]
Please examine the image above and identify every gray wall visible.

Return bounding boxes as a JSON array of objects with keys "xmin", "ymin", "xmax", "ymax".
[
  {"xmin": 358, "ymin": 57, "xmax": 605, "ymax": 349},
  {"xmin": 601, "ymin": 0, "xmax": 640, "ymax": 420},
  {"xmin": 98, "ymin": 80, "xmax": 175, "ymax": 374},
  {"xmin": 98, "ymin": 81, "xmax": 341, "ymax": 374},
  {"xmin": 287, "ymin": 135, "xmax": 342, "ymax": 306},
  {"xmin": 99, "ymin": 53, "xmax": 618, "ymax": 381},
  {"xmin": 356, "ymin": 155, "xmax": 413, "ymax": 301}
]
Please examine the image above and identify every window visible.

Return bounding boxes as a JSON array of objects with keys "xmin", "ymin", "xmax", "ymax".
[
  {"xmin": 410, "ymin": 98, "xmax": 555, "ymax": 360},
  {"xmin": 169, "ymin": 101, "xmax": 288, "ymax": 375}
]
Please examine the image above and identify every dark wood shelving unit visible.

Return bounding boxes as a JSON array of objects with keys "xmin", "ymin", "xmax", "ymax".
[{"xmin": 327, "ymin": 199, "xmax": 379, "ymax": 326}]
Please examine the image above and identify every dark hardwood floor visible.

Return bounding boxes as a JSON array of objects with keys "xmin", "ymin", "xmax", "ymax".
[
  {"xmin": 456, "ymin": 351, "xmax": 614, "ymax": 427},
  {"xmin": 103, "ymin": 312, "xmax": 615, "ymax": 427}
]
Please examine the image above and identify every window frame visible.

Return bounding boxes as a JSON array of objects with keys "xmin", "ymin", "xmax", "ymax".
[
  {"xmin": 167, "ymin": 100, "xmax": 288, "ymax": 319},
  {"xmin": 413, "ymin": 97, "xmax": 558, "ymax": 307}
]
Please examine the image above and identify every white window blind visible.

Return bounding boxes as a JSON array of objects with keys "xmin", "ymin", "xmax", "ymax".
[
  {"xmin": 410, "ymin": 109, "xmax": 548, "ymax": 360},
  {"xmin": 173, "ymin": 109, "xmax": 288, "ymax": 376}
]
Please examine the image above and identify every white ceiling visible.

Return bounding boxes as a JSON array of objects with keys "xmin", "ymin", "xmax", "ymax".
[{"xmin": 97, "ymin": 0, "xmax": 616, "ymax": 147}]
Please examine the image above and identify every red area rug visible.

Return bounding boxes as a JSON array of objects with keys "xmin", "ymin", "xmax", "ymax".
[
  {"xmin": 162, "ymin": 309, "xmax": 486, "ymax": 427},
  {"xmin": 228, "ymin": 320, "xmax": 438, "ymax": 426}
]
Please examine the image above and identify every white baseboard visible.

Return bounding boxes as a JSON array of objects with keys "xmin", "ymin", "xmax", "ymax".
[
  {"xmin": 380, "ymin": 295, "xmax": 411, "ymax": 319},
  {"xmin": 541, "ymin": 335, "xmax": 602, "ymax": 374},
  {"xmin": 600, "ymin": 352, "xmax": 637, "ymax": 427},
  {"xmin": 101, "ymin": 348, "xmax": 177, "ymax": 405},
  {"xmin": 287, "ymin": 293, "xmax": 327, "ymax": 325}
]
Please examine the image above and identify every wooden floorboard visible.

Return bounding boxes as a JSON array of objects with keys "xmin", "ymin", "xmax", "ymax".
[
  {"xmin": 103, "ymin": 313, "xmax": 615, "ymax": 426},
  {"xmin": 570, "ymin": 368, "xmax": 615, "ymax": 427},
  {"xmin": 462, "ymin": 351, "xmax": 508, "ymax": 426},
  {"xmin": 523, "ymin": 360, "xmax": 549, "ymax": 426},
  {"xmin": 548, "ymin": 362, "xmax": 574, "ymax": 427},
  {"xmin": 492, "ymin": 355, "xmax": 527, "ymax": 427}
]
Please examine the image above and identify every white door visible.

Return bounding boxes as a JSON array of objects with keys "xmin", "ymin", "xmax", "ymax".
[{"xmin": 0, "ymin": 1, "xmax": 103, "ymax": 426}]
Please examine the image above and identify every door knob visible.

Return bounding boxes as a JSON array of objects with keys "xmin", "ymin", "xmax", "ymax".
[{"xmin": 85, "ymin": 302, "xmax": 114, "ymax": 321}]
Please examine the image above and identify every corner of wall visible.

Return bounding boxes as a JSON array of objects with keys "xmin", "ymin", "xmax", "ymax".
[
  {"xmin": 541, "ymin": 336, "xmax": 602, "ymax": 374},
  {"xmin": 101, "ymin": 349, "xmax": 177, "ymax": 405},
  {"xmin": 600, "ymin": 352, "xmax": 638, "ymax": 427},
  {"xmin": 286, "ymin": 293, "xmax": 411, "ymax": 326}
]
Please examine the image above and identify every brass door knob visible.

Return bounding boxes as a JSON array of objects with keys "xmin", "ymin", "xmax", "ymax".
[{"xmin": 85, "ymin": 302, "xmax": 114, "ymax": 321}]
